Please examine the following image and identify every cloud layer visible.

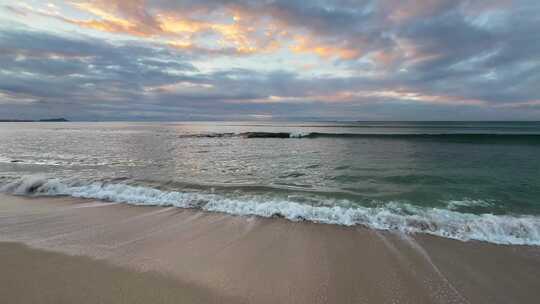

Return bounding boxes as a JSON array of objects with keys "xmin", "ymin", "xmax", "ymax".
[{"xmin": 1, "ymin": 0, "xmax": 539, "ymax": 120}]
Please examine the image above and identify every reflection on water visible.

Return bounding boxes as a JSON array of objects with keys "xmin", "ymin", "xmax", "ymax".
[{"xmin": 1, "ymin": 121, "xmax": 540, "ymax": 215}]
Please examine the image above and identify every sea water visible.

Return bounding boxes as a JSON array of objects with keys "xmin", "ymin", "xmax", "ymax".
[{"xmin": 1, "ymin": 121, "xmax": 539, "ymax": 245}]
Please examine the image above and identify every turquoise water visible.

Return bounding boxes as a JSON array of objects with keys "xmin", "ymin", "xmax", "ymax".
[{"xmin": 1, "ymin": 121, "xmax": 540, "ymax": 244}]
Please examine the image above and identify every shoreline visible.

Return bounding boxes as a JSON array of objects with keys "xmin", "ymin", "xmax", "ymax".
[
  {"xmin": 1, "ymin": 194, "xmax": 540, "ymax": 303},
  {"xmin": 3, "ymin": 176, "xmax": 539, "ymax": 246}
]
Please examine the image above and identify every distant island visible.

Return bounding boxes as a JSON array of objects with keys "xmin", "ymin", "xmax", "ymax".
[{"xmin": 0, "ymin": 118, "xmax": 69, "ymax": 122}]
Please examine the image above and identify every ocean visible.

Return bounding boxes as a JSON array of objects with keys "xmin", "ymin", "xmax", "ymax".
[{"xmin": 1, "ymin": 121, "xmax": 539, "ymax": 245}]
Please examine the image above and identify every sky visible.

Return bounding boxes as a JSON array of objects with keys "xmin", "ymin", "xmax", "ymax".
[{"xmin": 0, "ymin": 0, "xmax": 539, "ymax": 121}]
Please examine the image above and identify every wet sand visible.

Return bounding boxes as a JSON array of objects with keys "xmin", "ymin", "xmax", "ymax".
[{"xmin": 1, "ymin": 194, "xmax": 539, "ymax": 303}]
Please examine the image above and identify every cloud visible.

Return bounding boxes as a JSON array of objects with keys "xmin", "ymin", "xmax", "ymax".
[{"xmin": 0, "ymin": 1, "xmax": 539, "ymax": 120}]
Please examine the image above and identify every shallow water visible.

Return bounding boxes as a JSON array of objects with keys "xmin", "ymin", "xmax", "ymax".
[{"xmin": 1, "ymin": 121, "xmax": 540, "ymax": 244}]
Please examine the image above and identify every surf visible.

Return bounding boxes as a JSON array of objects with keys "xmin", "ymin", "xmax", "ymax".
[{"xmin": 2, "ymin": 175, "xmax": 540, "ymax": 246}]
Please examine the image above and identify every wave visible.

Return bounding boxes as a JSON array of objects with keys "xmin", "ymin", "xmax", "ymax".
[
  {"xmin": 2, "ymin": 176, "xmax": 540, "ymax": 246},
  {"xmin": 178, "ymin": 132, "xmax": 299, "ymax": 138},
  {"xmin": 0, "ymin": 156, "xmax": 109, "ymax": 167},
  {"xmin": 447, "ymin": 199, "xmax": 494, "ymax": 210},
  {"xmin": 175, "ymin": 132, "xmax": 540, "ymax": 143}
]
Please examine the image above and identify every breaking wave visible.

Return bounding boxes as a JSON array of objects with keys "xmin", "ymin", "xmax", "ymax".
[
  {"xmin": 2, "ymin": 175, "xmax": 540, "ymax": 246},
  {"xmin": 175, "ymin": 132, "xmax": 540, "ymax": 143}
]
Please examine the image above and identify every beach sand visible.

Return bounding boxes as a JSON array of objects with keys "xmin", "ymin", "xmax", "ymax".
[
  {"xmin": 1, "ymin": 194, "xmax": 539, "ymax": 303},
  {"xmin": 0, "ymin": 242, "xmax": 238, "ymax": 304}
]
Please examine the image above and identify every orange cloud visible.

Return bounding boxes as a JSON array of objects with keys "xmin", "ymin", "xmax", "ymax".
[
  {"xmin": 59, "ymin": 1, "xmax": 287, "ymax": 55},
  {"xmin": 290, "ymin": 36, "xmax": 361, "ymax": 60},
  {"xmin": 14, "ymin": 1, "xmax": 362, "ymax": 60},
  {"xmin": 9, "ymin": 0, "xmax": 514, "ymax": 63},
  {"xmin": 156, "ymin": 15, "xmax": 207, "ymax": 34},
  {"xmin": 56, "ymin": 0, "xmax": 159, "ymax": 37}
]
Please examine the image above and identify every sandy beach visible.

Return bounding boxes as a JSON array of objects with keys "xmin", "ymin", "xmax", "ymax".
[
  {"xmin": 1, "ymin": 193, "xmax": 539, "ymax": 303},
  {"xmin": 0, "ymin": 242, "xmax": 236, "ymax": 304}
]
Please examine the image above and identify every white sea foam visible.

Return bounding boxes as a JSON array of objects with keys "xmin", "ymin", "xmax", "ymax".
[
  {"xmin": 447, "ymin": 199, "xmax": 493, "ymax": 210},
  {"xmin": 2, "ymin": 176, "xmax": 540, "ymax": 246},
  {"xmin": 0, "ymin": 155, "xmax": 109, "ymax": 167},
  {"xmin": 289, "ymin": 132, "xmax": 311, "ymax": 138}
]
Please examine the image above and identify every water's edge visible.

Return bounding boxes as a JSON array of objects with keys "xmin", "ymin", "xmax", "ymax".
[{"xmin": 2, "ymin": 175, "xmax": 539, "ymax": 246}]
